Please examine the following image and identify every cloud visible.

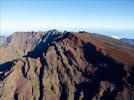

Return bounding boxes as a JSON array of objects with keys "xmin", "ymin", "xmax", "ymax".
[{"xmin": 111, "ymin": 35, "xmax": 120, "ymax": 39}]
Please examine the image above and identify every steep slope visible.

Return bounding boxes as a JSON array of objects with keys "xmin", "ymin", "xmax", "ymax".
[{"xmin": 0, "ymin": 31, "xmax": 134, "ymax": 100}]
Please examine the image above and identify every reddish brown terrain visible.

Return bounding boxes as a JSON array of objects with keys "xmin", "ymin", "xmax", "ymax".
[{"xmin": 0, "ymin": 30, "xmax": 134, "ymax": 100}]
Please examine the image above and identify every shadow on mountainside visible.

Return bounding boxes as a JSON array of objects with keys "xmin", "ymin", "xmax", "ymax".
[
  {"xmin": 74, "ymin": 42, "xmax": 127, "ymax": 100},
  {"xmin": 26, "ymin": 32, "xmax": 60, "ymax": 100},
  {"xmin": 26, "ymin": 32, "xmax": 60, "ymax": 59},
  {"xmin": 127, "ymin": 67, "xmax": 134, "ymax": 86},
  {"xmin": 0, "ymin": 61, "xmax": 15, "ymax": 80}
]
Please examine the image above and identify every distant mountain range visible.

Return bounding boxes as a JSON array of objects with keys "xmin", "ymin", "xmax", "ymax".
[
  {"xmin": 120, "ymin": 38, "xmax": 134, "ymax": 46},
  {"xmin": 0, "ymin": 35, "xmax": 7, "ymax": 45},
  {"xmin": 0, "ymin": 30, "xmax": 134, "ymax": 100}
]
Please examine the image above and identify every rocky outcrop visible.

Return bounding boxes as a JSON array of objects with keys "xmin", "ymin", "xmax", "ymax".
[{"xmin": 0, "ymin": 31, "xmax": 134, "ymax": 100}]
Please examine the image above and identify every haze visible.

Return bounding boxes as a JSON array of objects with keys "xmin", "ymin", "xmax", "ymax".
[{"xmin": 0, "ymin": 0, "xmax": 134, "ymax": 38}]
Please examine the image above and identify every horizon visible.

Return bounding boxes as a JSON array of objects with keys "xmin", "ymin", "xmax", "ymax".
[
  {"xmin": 1, "ymin": 28, "xmax": 134, "ymax": 39},
  {"xmin": 0, "ymin": 0, "xmax": 134, "ymax": 38}
]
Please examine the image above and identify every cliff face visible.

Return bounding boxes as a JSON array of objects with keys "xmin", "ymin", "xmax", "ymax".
[{"xmin": 0, "ymin": 31, "xmax": 134, "ymax": 100}]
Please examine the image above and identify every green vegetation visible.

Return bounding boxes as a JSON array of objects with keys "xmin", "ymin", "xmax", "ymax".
[{"xmin": 98, "ymin": 88, "xmax": 105, "ymax": 97}]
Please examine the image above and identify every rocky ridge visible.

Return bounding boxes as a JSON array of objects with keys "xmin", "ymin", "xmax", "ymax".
[{"xmin": 0, "ymin": 30, "xmax": 134, "ymax": 100}]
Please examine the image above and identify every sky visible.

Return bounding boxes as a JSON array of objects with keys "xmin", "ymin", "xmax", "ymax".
[{"xmin": 0, "ymin": 0, "xmax": 134, "ymax": 38}]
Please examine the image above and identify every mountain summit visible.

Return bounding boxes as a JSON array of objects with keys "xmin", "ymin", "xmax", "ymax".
[{"xmin": 0, "ymin": 30, "xmax": 134, "ymax": 100}]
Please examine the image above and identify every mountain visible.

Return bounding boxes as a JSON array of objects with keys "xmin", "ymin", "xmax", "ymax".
[
  {"xmin": 0, "ymin": 30, "xmax": 60, "ymax": 63},
  {"xmin": 120, "ymin": 38, "xmax": 134, "ymax": 46},
  {"xmin": 0, "ymin": 30, "xmax": 134, "ymax": 100},
  {"xmin": 0, "ymin": 35, "xmax": 7, "ymax": 45}
]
